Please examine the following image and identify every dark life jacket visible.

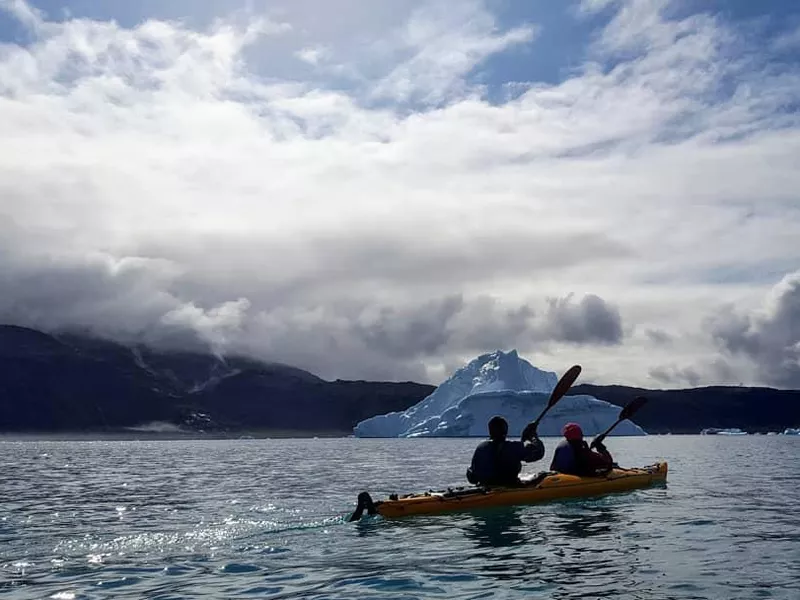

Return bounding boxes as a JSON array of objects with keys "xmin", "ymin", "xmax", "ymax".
[
  {"xmin": 467, "ymin": 437, "xmax": 544, "ymax": 486},
  {"xmin": 550, "ymin": 439, "xmax": 613, "ymax": 476}
]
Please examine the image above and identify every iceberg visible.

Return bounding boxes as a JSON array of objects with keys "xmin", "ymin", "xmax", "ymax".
[
  {"xmin": 701, "ymin": 427, "xmax": 748, "ymax": 435},
  {"xmin": 783, "ymin": 428, "xmax": 800, "ymax": 436},
  {"xmin": 353, "ymin": 350, "xmax": 646, "ymax": 437}
]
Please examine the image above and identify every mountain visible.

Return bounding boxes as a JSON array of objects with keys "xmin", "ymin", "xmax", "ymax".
[
  {"xmin": 0, "ymin": 325, "xmax": 433, "ymax": 433},
  {"xmin": 2, "ymin": 325, "xmax": 798, "ymax": 434},
  {"xmin": 571, "ymin": 384, "xmax": 800, "ymax": 434},
  {"xmin": 354, "ymin": 350, "xmax": 646, "ymax": 437}
]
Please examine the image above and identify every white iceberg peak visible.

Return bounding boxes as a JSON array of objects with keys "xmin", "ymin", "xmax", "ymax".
[{"xmin": 354, "ymin": 349, "xmax": 646, "ymax": 438}]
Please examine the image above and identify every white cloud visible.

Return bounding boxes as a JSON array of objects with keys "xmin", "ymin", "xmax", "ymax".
[
  {"xmin": 295, "ymin": 45, "xmax": 330, "ymax": 66},
  {"xmin": 0, "ymin": 0, "xmax": 798, "ymax": 386},
  {"xmin": 705, "ymin": 271, "xmax": 800, "ymax": 387},
  {"xmin": 368, "ymin": 0, "xmax": 538, "ymax": 104},
  {"xmin": 161, "ymin": 298, "xmax": 251, "ymax": 352},
  {"xmin": 772, "ymin": 24, "xmax": 800, "ymax": 52},
  {"xmin": 0, "ymin": 0, "xmax": 43, "ymax": 31}
]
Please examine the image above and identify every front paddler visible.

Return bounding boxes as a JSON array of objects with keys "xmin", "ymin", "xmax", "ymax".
[{"xmin": 465, "ymin": 415, "xmax": 545, "ymax": 486}]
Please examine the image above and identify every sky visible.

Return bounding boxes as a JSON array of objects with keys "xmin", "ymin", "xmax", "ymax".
[{"xmin": 0, "ymin": 0, "xmax": 799, "ymax": 388}]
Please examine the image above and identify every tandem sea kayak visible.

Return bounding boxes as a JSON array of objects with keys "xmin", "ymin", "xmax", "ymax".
[{"xmin": 349, "ymin": 461, "xmax": 667, "ymax": 521}]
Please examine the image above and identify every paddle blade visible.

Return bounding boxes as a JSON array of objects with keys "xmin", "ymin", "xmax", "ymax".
[
  {"xmin": 619, "ymin": 395, "xmax": 647, "ymax": 421},
  {"xmin": 591, "ymin": 395, "xmax": 649, "ymax": 448},
  {"xmin": 547, "ymin": 364, "xmax": 582, "ymax": 408}
]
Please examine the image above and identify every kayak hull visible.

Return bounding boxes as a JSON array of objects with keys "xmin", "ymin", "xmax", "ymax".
[{"xmin": 374, "ymin": 461, "xmax": 668, "ymax": 518}]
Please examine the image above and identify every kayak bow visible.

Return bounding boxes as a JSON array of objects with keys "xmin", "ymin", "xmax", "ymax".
[{"xmin": 349, "ymin": 462, "xmax": 667, "ymax": 521}]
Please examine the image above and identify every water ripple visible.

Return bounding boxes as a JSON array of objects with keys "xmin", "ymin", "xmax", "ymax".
[{"xmin": 1, "ymin": 436, "xmax": 798, "ymax": 599}]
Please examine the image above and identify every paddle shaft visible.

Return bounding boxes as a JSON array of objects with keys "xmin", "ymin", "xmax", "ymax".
[
  {"xmin": 592, "ymin": 396, "xmax": 647, "ymax": 447},
  {"xmin": 523, "ymin": 364, "xmax": 582, "ymax": 438}
]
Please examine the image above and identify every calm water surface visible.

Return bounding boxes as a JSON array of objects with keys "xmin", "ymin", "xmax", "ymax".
[{"xmin": 1, "ymin": 436, "xmax": 798, "ymax": 599}]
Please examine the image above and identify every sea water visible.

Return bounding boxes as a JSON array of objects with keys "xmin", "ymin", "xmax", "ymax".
[{"xmin": 1, "ymin": 436, "xmax": 798, "ymax": 599}]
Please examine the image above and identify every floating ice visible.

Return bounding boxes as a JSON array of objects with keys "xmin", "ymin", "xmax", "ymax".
[{"xmin": 354, "ymin": 350, "xmax": 646, "ymax": 438}]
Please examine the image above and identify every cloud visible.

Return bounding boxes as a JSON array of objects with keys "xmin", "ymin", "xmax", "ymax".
[
  {"xmin": 368, "ymin": 0, "xmax": 538, "ymax": 104},
  {"xmin": 648, "ymin": 364, "xmax": 702, "ymax": 387},
  {"xmin": 0, "ymin": 0, "xmax": 799, "ymax": 384},
  {"xmin": 350, "ymin": 292, "xmax": 625, "ymax": 359},
  {"xmin": 706, "ymin": 271, "xmax": 800, "ymax": 388},
  {"xmin": 160, "ymin": 298, "xmax": 251, "ymax": 352},
  {"xmin": 645, "ymin": 328, "xmax": 672, "ymax": 345},
  {"xmin": 352, "ymin": 295, "xmax": 464, "ymax": 359},
  {"xmin": 541, "ymin": 294, "xmax": 623, "ymax": 345},
  {"xmin": 586, "ymin": 0, "xmax": 694, "ymax": 55},
  {"xmin": 225, "ymin": 292, "xmax": 626, "ymax": 382},
  {"xmin": 1, "ymin": 0, "xmax": 43, "ymax": 30},
  {"xmin": 295, "ymin": 45, "xmax": 331, "ymax": 66}
]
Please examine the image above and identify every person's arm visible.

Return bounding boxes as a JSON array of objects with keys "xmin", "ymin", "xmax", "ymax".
[
  {"xmin": 466, "ymin": 443, "xmax": 487, "ymax": 484},
  {"xmin": 520, "ymin": 421, "xmax": 538, "ymax": 443},
  {"xmin": 587, "ymin": 441, "xmax": 613, "ymax": 472},
  {"xmin": 519, "ymin": 437, "xmax": 544, "ymax": 463},
  {"xmin": 466, "ymin": 466, "xmax": 478, "ymax": 484},
  {"xmin": 517, "ymin": 420, "xmax": 545, "ymax": 462},
  {"xmin": 517, "ymin": 421, "xmax": 545, "ymax": 463}
]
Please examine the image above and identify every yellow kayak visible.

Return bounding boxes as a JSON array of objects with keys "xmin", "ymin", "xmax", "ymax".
[{"xmin": 350, "ymin": 462, "xmax": 667, "ymax": 520}]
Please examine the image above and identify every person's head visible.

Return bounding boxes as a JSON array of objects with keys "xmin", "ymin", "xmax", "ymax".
[
  {"xmin": 562, "ymin": 422, "xmax": 583, "ymax": 442},
  {"xmin": 488, "ymin": 416, "xmax": 509, "ymax": 441}
]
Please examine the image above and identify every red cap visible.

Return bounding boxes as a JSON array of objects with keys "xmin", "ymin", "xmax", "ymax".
[{"xmin": 562, "ymin": 422, "xmax": 583, "ymax": 441}]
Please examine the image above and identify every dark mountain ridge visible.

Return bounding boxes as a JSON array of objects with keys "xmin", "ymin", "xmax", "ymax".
[
  {"xmin": 1, "ymin": 325, "xmax": 798, "ymax": 434},
  {"xmin": 0, "ymin": 325, "xmax": 433, "ymax": 433},
  {"xmin": 572, "ymin": 384, "xmax": 800, "ymax": 434}
]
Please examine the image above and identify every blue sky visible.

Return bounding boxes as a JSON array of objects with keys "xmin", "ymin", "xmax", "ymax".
[
  {"xmin": 0, "ymin": 0, "xmax": 799, "ymax": 388},
  {"xmin": 3, "ymin": 0, "xmax": 799, "ymax": 113},
  {"xmin": 4, "ymin": 0, "xmax": 799, "ymax": 88}
]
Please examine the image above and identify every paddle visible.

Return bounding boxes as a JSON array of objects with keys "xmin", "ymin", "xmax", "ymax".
[
  {"xmin": 590, "ymin": 395, "xmax": 648, "ymax": 448},
  {"xmin": 521, "ymin": 364, "xmax": 582, "ymax": 441}
]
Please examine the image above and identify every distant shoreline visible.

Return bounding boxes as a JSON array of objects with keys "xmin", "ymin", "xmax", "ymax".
[
  {"xmin": 0, "ymin": 431, "xmax": 787, "ymax": 441},
  {"xmin": 0, "ymin": 428, "xmax": 352, "ymax": 441}
]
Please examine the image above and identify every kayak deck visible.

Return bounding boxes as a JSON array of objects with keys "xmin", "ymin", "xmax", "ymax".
[{"xmin": 351, "ymin": 462, "xmax": 667, "ymax": 520}]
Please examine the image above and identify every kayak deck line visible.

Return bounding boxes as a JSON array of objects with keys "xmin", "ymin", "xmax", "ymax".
[{"xmin": 349, "ymin": 461, "xmax": 668, "ymax": 521}]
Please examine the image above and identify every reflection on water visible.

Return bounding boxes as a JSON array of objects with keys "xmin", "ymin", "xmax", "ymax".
[
  {"xmin": 459, "ymin": 500, "xmax": 623, "ymax": 549},
  {"xmin": 552, "ymin": 503, "xmax": 621, "ymax": 539},
  {"xmin": 456, "ymin": 499, "xmax": 658, "ymax": 594},
  {"xmin": 460, "ymin": 508, "xmax": 548, "ymax": 584},
  {"xmin": 462, "ymin": 506, "xmax": 529, "ymax": 548}
]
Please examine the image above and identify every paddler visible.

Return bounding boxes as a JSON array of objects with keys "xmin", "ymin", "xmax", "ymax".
[
  {"xmin": 550, "ymin": 422, "xmax": 613, "ymax": 476},
  {"xmin": 466, "ymin": 415, "xmax": 545, "ymax": 486}
]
